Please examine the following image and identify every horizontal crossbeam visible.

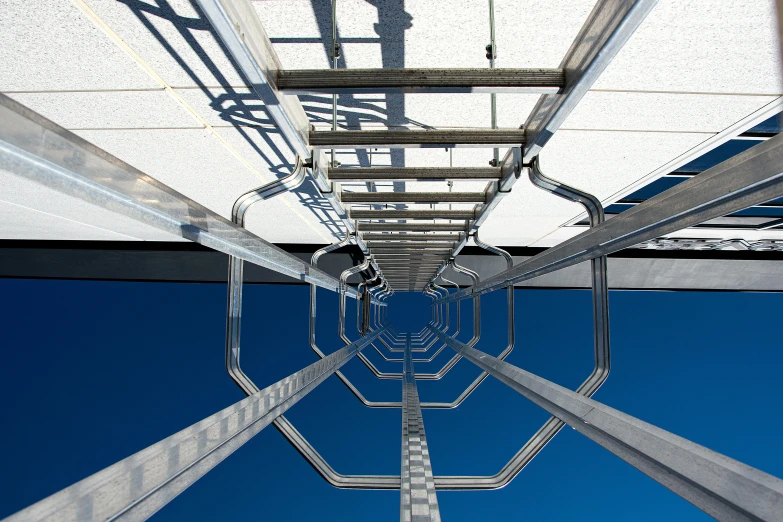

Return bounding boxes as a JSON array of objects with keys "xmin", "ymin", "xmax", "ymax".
[
  {"xmin": 278, "ymin": 68, "xmax": 564, "ymax": 94},
  {"xmin": 351, "ymin": 209, "xmax": 474, "ymax": 220},
  {"xmin": 330, "ymin": 167, "xmax": 501, "ymax": 181},
  {"xmin": 311, "ymin": 129, "xmax": 525, "ymax": 149},
  {"xmin": 342, "ymin": 191, "xmax": 486, "ymax": 204}
]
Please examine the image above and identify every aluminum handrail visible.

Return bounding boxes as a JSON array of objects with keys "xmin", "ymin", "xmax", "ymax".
[
  {"xmin": 431, "ymin": 164, "xmax": 610, "ymax": 486},
  {"xmin": 438, "ymin": 131, "xmax": 783, "ymax": 303},
  {"xmin": 420, "ymin": 232, "xmax": 513, "ymax": 408},
  {"xmin": 428, "ymin": 328, "xmax": 783, "ymax": 520},
  {"xmin": 311, "ymin": 240, "xmax": 401, "ymax": 408},
  {"xmin": 340, "ymin": 262, "xmax": 403, "ymax": 379}
]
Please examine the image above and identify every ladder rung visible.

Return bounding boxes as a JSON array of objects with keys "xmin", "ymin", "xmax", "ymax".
[
  {"xmin": 311, "ymin": 129, "xmax": 525, "ymax": 149},
  {"xmin": 277, "ymin": 68, "xmax": 565, "ymax": 94},
  {"xmin": 359, "ymin": 223, "xmax": 465, "ymax": 232},
  {"xmin": 330, "ymin": 167, "xmax": 501, "ymax": 182},
  {"xmin": 372, "ymin": 249, "xmax": 452, "ymax": 254},
  {"xmin": 342, "ymin": 191, "xmax": 486, "ymax": 204},
  {"xmin": 368, "ymin": 240, "xmax": 455, "ymax": 247},
  {"xmin": 351, "ymin": 209, "xmax": 474, "ymax": 220},
  {"xmin": 375, "ymin": 254, "xmax": 448, "ymax": 258},
  {"xmin": 362, "ymin": 234, "xmax": 461, "ymax": 241}
]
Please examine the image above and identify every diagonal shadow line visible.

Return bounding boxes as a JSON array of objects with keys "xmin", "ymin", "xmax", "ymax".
[{"xmin": 116, "ymin": 0, "xmax": 346, "ymax": 238}]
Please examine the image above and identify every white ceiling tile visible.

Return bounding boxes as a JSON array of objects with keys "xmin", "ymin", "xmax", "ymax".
[
  {"xmin": 84, "ymin": 0, "xmax": 247, "ymax": 88},
  {"xmin": 479, "ymin": 130, "xmax": 713, "ymax": 245},
  {"xmin": 536, "ymin": 130, "xmax": 714, "ymax": 202},
  {"xmin": 273, "ymin": 43, "xmax": 333, "ymax": 70},
  {"xmin": 7, "ymin": 90, "xmax": 199, "ymax": 130},
  {"xmin": 494, "ymin": 0, "xmax": 595, "ymax": 68},
  {"xmin": 562, "ymin": 92, "xmax": 778, "ymax": 132},
  {"xmin": 1, "ymin": 0, "xmax": 159, "ymax": 91},
  {"xmin": 593, "ymin": 0, "xmax": 783, "ymax": 94},
  {"xmin": 254, "ymin": 0, "xmax": 323, "ymax": 39}
]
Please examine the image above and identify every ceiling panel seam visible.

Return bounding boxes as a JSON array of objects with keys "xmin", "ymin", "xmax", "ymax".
[{"xmin": 70, "ymin": 0, "xmax": 330, "ymax": 242}]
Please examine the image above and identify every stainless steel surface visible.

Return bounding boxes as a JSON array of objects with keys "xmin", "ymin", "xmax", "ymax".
[
  {"xmin": 311, "ymin": 129, "xmax": 526, "ymax": 149},
  {"xmin": 361, "ymin": 234, "xmax": 463, "ymax": 241},
  {"xmin": 429, "ymin": 328, "xmax": 783, "ymax": 521},
  {"xmin": 359, "ymin": 223, "xmax": 467, "ymax": 232},
  {"xmin": 351, "ymin": 209, "xmax": 475, "ymax": 220},
  {"xmin": 2, "ymin": 328, "xmax": 386, "ymax": 521},
  {"xmin": 277, "ymin": 68, "xmax": 564, "ymax": 94},
  {"xmin": 0, "ymin": 93, "xmax": 357, "ymax": 297},
  {"xmin": 342, "ymin": 192, "xmax": 486, "ymax": 204},
  {"xmin": 442, "ymin": 132, "xmax": 783, "ymax": 302},
  {"xmin": 426, "ymin": 146, "xmax": 523, "ymax": 286},
  {"xmin": 196, "ymin": 0, "xmax": 384, "ymax": 284},
  {"xmin": 330, "ymin": 167, "xmax": 501, "ymax": 181},
  {"xmin": 340, "ymin": 261, "xmax": 403, "ymax": 380},
  {"xmin": 432, "ymin": 166, "xmax": 612, "ymax": 488},
  {"xmin": 400, "ymin": 335, "xmax": 441, "ymax": 522}
]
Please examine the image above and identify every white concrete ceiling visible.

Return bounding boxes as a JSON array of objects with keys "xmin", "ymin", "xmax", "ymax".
[{"xmin": 1, "ymin": 0, "xmax": 782, "ymax": 246}]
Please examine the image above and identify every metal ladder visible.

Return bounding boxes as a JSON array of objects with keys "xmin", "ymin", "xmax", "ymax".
[{"xmin": 2, "ymin": 0, "xmax": 783, "ymax": 521}]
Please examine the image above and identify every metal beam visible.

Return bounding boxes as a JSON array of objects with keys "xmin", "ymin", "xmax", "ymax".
[
  {"xmin": 429, "ymin": 328, "xmax": 783, "ymax": 521},
  {"xmin": 361, "ymin": 233, "xmax": 462, "ymax": 241},
  {"xmin": 195, "ymin": 0, "xmax": 383, "ymax": 282},
  {"xmin": 330, "ymin": 167, "xmax": 501, "ymax": 181},
  {"xmin": 367, "ymin": 242, "xmax": 456, "ymax": 248},
  {"xmin": 342, "ymin": 192, "xmax": 486, "ymax": 204},
  {"xmin": 310, "ymin": 129, "xmax": 525, "ymax": 149},
  {"xmin": 0, "ymin": 94, "xmax": 358, "ymax": 298},
  {"xmin": 443, "ymin": 132, "xmax": 783, "ymax": 302},
  {"xmin": 522, "ymin": 0, "xmax": 659, "ymax": 162},
  {"xmin": 278, "ymin": 67, "xmax": 564, "ymax": 94},
  {"xmin": 426, "ymin": 0, "xmax": 658, "ymax": 285},
  {"xmin": 400, "ymin": 335, "xmax": 441, "ymax": 521},
  {"xmin": 351, "ymin": 209, "xmax": 474, "ymax": 220},
  {"xmin": 359, "ymin": 223, "xmax": 467, "ymax": 232},
  {"xmin": 3, "ymin": 328, "xmax": 386, "ymax": 521}
]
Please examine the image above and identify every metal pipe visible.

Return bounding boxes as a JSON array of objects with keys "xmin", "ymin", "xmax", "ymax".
[
  {"xmin": 310, "ymin": 238, "xmax": 401, "ymax": 407},
  {"xmin": 430, "ymin": 166, "xmax": 609, "ymax": 485},
  {"xmin": 420, "ymin": 232, "xmax": 513, "ymax": 408},
  {"xmin": 195, "ymin": 0, "xmax": 385, "ymax": 283},
  {"xmin": 429, "ymin": 328, "xmax": 783, "ymax": 520},
  {"xmin": 0, "ymin": 94, "xmax": 357, "ymax": 297},
  {"xmin": 340, "ymin": 262, "xmax": 403, "ymax": 379},
  {"xmin": 488, "ymin": 0, "xmax": 499, "ymax": 166},
  {"xmin": 226, "ymin": 156, "xmax": 309, "ymax": 395},
  {"xmin": 440, "ymin": 132, "xmax": 783, "ymax": 302},
  {"xmin": 3, "ymin": 328, "xmax": 389, "ymax": 521},
  {"xmin": 407, "ymin": 260, "xmax": 480, "ymax": 381},
  {"xmin": 331, "ymin": 0, "xmax": 338, "ymax": 169}
]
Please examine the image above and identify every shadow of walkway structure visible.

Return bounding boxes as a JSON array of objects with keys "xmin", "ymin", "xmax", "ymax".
[{"xmin": 2, "ymin": 0, "xmax": 783, "ymax": 520}]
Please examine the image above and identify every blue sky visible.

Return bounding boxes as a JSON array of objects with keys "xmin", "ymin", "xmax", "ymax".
[{"xmin": 0, "ymin": 278, "xmax": 781, "ymax": 521}]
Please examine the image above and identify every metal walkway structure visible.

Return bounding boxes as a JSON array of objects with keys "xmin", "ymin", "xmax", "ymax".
[{"xmin": 2, "ymin": 0, "xmax": 783, "ymax": 521}]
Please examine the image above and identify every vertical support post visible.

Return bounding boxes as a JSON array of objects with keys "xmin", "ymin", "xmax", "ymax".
[{"xmin": 401, "ymin": 334, "xmax": 441, "ymax": 522}]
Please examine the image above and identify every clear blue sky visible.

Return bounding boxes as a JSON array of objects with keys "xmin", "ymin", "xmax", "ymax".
[{"xmin": 0, "ymin": 278, "xmax": 781, "ymax": 521}]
